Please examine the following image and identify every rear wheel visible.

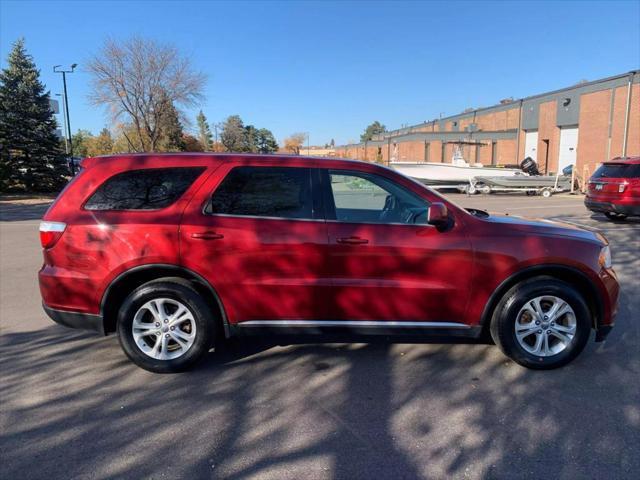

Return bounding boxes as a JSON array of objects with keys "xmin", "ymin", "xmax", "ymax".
[
  {"xmin": 490, "ymin": 277, "xmax": 591, "ymax": 369},
  {"xmin": 117, "ymin": 278, "xmax": 216, "ymax": 373},
  {"xmin": 605, "ymin": 211, "xmax": 627, "ymax": 220}
]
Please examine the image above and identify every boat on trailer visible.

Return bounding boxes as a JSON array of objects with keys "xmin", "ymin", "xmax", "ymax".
[
  {"xmin": 391, "ymin": 145, "xmax": 524, "ymax": 189},
  {"xmin": 470, "ymin": 174, "xmax": 572, "ymax": 197}
]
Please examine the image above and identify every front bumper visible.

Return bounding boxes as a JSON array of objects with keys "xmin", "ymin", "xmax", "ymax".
[
  {"xmin": 585, "ymin": 199, "xmax": 640, "ymax": 216},
  {"xmin": 43, "ymin": 303, "xmax": 105, "ymax": 335}
]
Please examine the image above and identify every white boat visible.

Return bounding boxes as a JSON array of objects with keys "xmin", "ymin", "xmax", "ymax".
[{"xmin": 391, "ymin": 145, "xmax": 524, "ymax": 187}]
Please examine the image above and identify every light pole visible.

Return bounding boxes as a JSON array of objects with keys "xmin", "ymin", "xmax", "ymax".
[
  {"xmin": 55, "ymin": 93, "xmax": 69, "ymax": 155},
  {"xmin": 54, "ymin": 63, "xmax": 77, "ymax": 172}
]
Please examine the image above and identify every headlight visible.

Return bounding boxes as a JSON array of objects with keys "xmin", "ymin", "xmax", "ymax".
[{"xmin": 599, "ymin": 245, "xmax": 612, "ymax": 269}]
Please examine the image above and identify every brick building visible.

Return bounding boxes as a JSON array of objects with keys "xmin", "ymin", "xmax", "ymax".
[{"xmin": 335, "ymin": 71, "xmax": 639, "ymax": 177}]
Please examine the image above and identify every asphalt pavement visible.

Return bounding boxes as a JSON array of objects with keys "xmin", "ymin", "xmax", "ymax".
[{"xmin": 1, "ymin": 193, "xmax": 638, "ymax": 479}]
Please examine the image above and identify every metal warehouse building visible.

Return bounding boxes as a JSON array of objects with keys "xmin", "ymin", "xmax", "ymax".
[{"xmin": 336, "ymin": 71, "xmax": 639, "ymax": 179}]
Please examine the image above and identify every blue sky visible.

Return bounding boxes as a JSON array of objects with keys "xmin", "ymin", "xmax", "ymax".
[{"xmin": 1, "ymin": 0, "xmax": 639, "ymax": 146}]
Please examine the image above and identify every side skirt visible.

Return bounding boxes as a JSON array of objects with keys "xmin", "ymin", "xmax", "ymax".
[{"xmin": 230, "ymin": 320, "xmax": 482, "ymax": 342}]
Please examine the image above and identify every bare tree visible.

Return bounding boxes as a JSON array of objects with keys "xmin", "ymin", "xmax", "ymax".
[{"xmin": 88, "ymin": 36, "xmax": 206, "ymax": 152}]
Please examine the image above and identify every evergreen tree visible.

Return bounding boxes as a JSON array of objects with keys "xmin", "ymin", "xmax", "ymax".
[
  {"xmin": 220, "ymin": 115, "xmax": 246, "ymax": 152},
  {"xmin": 255, "ymin": 128, "xmax": 278, "ymax": 153},
  {"xmin": 0, "ymin": 38, "xmax": 66, "ymax": 192},
  {"xmin": 360, "ymin": 121, "xmax": 386, "ymax": 142},
  {"xmin": 244, "ymin": 124, "xmax": 259, "ymax": 152},
  {"xmin": 196, "ymin": 110, "xmax": 212, "ymax": 151},
  {"xmin": 157, "ymin": 95, "xmax": 185, "ymax": 152}
]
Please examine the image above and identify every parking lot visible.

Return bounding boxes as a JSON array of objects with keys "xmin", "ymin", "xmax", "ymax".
[{"xmin": 1, "ymin": 193, "xmax": 638, "ymax": 479}]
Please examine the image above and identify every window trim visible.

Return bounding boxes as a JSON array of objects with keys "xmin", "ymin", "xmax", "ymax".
[
  {"xmin": 319, "ymin": 168, "xmax": 433, "ymax": 227},
  {"xmin": 82, "ymin": 167, "xmax": 206, "ymax": 212},
  {"xmin": 202, "ymin": 165, "xmax": 320, "ymax": 221}
]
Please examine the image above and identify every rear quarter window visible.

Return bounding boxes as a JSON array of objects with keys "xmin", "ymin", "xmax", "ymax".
[
  {"xmin": 592, "ymin": 164, "xmax": 640, "ymax": 179},
  {"xmin": 84, "ymin": 167, "xmax": 205, "ymax": 211}
]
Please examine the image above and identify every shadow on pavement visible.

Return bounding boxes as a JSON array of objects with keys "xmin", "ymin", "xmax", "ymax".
[
  {"xmin": 1, "ymin": 211, "xmax": 638, "ymax": 479},
  {"xmin": 0, "ymin": 201, "xmax": 52, "ymax": 221}
]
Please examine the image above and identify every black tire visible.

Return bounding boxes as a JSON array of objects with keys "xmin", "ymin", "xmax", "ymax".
[
  {"xmin": 490, "ymin": 277, "xmax": 592, "ymax": 369},
  {"xmin": 117, "ymin": 278, "xmax": 216, "ymax": 373},
  {"xmin": 605, "ymin": 211, "xmax": 627, "ymax": 220}
]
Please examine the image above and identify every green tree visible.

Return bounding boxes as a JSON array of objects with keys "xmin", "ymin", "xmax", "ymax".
[
  {"xmin": 196, "ymin": 110, "xmax": 212, "ymax": 150},
  {"xmin": 360, "ymin": 121, "xmax": 386, "ymax": 142},
  {"xmin": 255, "ymin": 128, "xmax": 278, "ymax": 153},
  {"xmin": 220, "ymin": 115, "xmax": 247, "ymax": 152},
  {"xmin": 330, "ymin": 138, "xmax": 335, "ymax": 148},
  {"xmin": 71, "ymin": 129, "xmax": 94, "ymax": 157},
  {"xmin": 256, "ymin": 128, "xmax": 279, "ymax": 153},
  {"xmin": 0, "ymin": 38, "xmax": 67, "ymax": 192},
  {"xmin": 157, "ymin": 95, "xmax": 185, "ymax": 152},
  {"xmin": 86, "ymin": 128, "xmax": 113, "ymax": 156},
  {"xmin": 244, "ymin": 124, "xmax": 259, "ymax": 152}
]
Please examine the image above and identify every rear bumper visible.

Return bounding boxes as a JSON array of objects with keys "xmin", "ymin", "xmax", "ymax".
[
  {"xmin": 585, "ymin": 199, "xmax": 640, "ymax": 216},
  {"xmin": 43, "ymin": 303, "xmax": 105, "ymax": 335}
]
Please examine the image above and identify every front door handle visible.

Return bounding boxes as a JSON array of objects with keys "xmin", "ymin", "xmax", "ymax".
[
  {"xmin": 190, "ymin": 231, "xmax": 224, "ymax": 240},
  {"xmin": 336, "ymin": 236, "xmax": 369, "ymax": 245}
]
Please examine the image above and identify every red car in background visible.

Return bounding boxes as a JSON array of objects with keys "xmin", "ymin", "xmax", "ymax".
[
  {"xmin": 585, "ymin": 157, "xmax": 640, "ymax": 220},
  {"xmin": 39, "ymin": 154, "xmax": 619, "ymax": 373}
]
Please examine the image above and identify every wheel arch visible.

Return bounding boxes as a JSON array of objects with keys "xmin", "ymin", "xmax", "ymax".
[
  {"xmin": 480, "ymin": 264, "xmax": 604, "ymax": 335},
  {"xmin": 100, "ymin": 264, "xmax": 230, "ymax": 337}
]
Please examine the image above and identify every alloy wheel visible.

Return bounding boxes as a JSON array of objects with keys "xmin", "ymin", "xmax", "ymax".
[
  {"xmin": 514, "ymin": 295, "xmax": 577, "ymax": 357},
  {"xmin": 132, "ymin": 298, "xmax": 197, "ymax": 360}
]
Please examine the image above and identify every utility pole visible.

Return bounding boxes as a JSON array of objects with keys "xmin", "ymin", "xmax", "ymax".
[
  {"xmin": 54, "ymin": 64, "xmax": 77, "ymax": 173},
  {"xmin": 55, "ymin": 93, "xmax": 69, "ymax": 155}
]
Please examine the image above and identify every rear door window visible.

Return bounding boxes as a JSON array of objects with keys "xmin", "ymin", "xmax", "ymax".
[
  {"xmin": 592, "ymin": 164, "xmax": 640, "ymax": 178},
  {"xmin": 84, "ymin": 167, "xmax": 205, "ymax": 210},
  {"xmin": 205, "ymin": 166, "xmax": 314, "ymax": 220}
]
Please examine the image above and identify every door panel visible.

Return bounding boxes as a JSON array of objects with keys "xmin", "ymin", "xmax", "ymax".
[
  {"xmin": 181, "ymin": 216, "xmax": 330, "ymax": 323},
  {"xmin": 323, "ymin": 169, "xmax": 473, "ymax": 323},
  {"xmin": 180, "ymin": 164, "xmax": 330, "ymax": 324},
  {"xmin": 327, "ymin": 222, "xmax": 473, "ymax": 322}
]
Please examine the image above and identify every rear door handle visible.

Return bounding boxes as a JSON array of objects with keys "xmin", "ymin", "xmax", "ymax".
[
  {"xmin": 336, "ymin": 236, "xmax": 369, "ymax": 245},
  {"xmin": 190, "ymin": 231, "xmax": 224, "ymax": 240}
]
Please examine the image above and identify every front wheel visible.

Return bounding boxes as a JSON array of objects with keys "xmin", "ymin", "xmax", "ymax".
[
  {"xmin": 117, "ymin": 278, "xmax": 216, "ymax": 373},
  {"xmin": 490, "ymin": 277, "xmax": 591, "ymax": 369}
]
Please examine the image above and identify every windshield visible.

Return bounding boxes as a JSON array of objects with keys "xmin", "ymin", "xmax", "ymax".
[{"xmin": 592, "ymin": 163, "xmax": 640, "ymax": 179}]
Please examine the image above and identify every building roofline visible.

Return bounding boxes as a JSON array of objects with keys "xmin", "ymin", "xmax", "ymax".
[{"xmin": 338, "ymin": 69, "xmax": 639, "ymax": 148}]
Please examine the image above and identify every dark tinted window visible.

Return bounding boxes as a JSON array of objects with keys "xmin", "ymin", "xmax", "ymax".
[
  {"xmin": 206, "ymin": 167, "xmax": 313, "ymax": 219},
  {"xmin": 327, "ymin": 170, "xmax": 428, "ymax": 224},
  {"xmin": 85, "ymin": 168, "xmax": 204, "ymax": 210},
  {"xmin": 593, "ymin": 163, "xmax": 640, "ymax": 178}
]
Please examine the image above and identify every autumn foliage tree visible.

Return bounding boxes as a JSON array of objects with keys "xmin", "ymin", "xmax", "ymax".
[
  {"xmin": 284, "ymin": 132, "xmax": 307, "ymax": 154},
  {"xmin": 87, "ymin": 36, "xmax": 205, "ymax": 152}
]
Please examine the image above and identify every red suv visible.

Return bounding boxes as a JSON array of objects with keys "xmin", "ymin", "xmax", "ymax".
[
  {"xmin": 585, "ymin": 157, "xmax": 640, "ymax": 220},
  {"xmin": 39, "ymin": 154, "xmax": 619, "ymax": 372}
]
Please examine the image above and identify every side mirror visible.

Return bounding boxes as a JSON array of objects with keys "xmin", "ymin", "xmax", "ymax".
[{"xmin": 427, "ymin": 202, "xmax": 449, "ymax": 226}]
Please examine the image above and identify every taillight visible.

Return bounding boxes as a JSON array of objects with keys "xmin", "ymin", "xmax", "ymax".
[
  {"xmin": 39, "ymin": 221, "xmax": 66, "ymax": 248},
  {"xmin": 618, "ymin": 183, "xmax": 627, "ymax": 193}
]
